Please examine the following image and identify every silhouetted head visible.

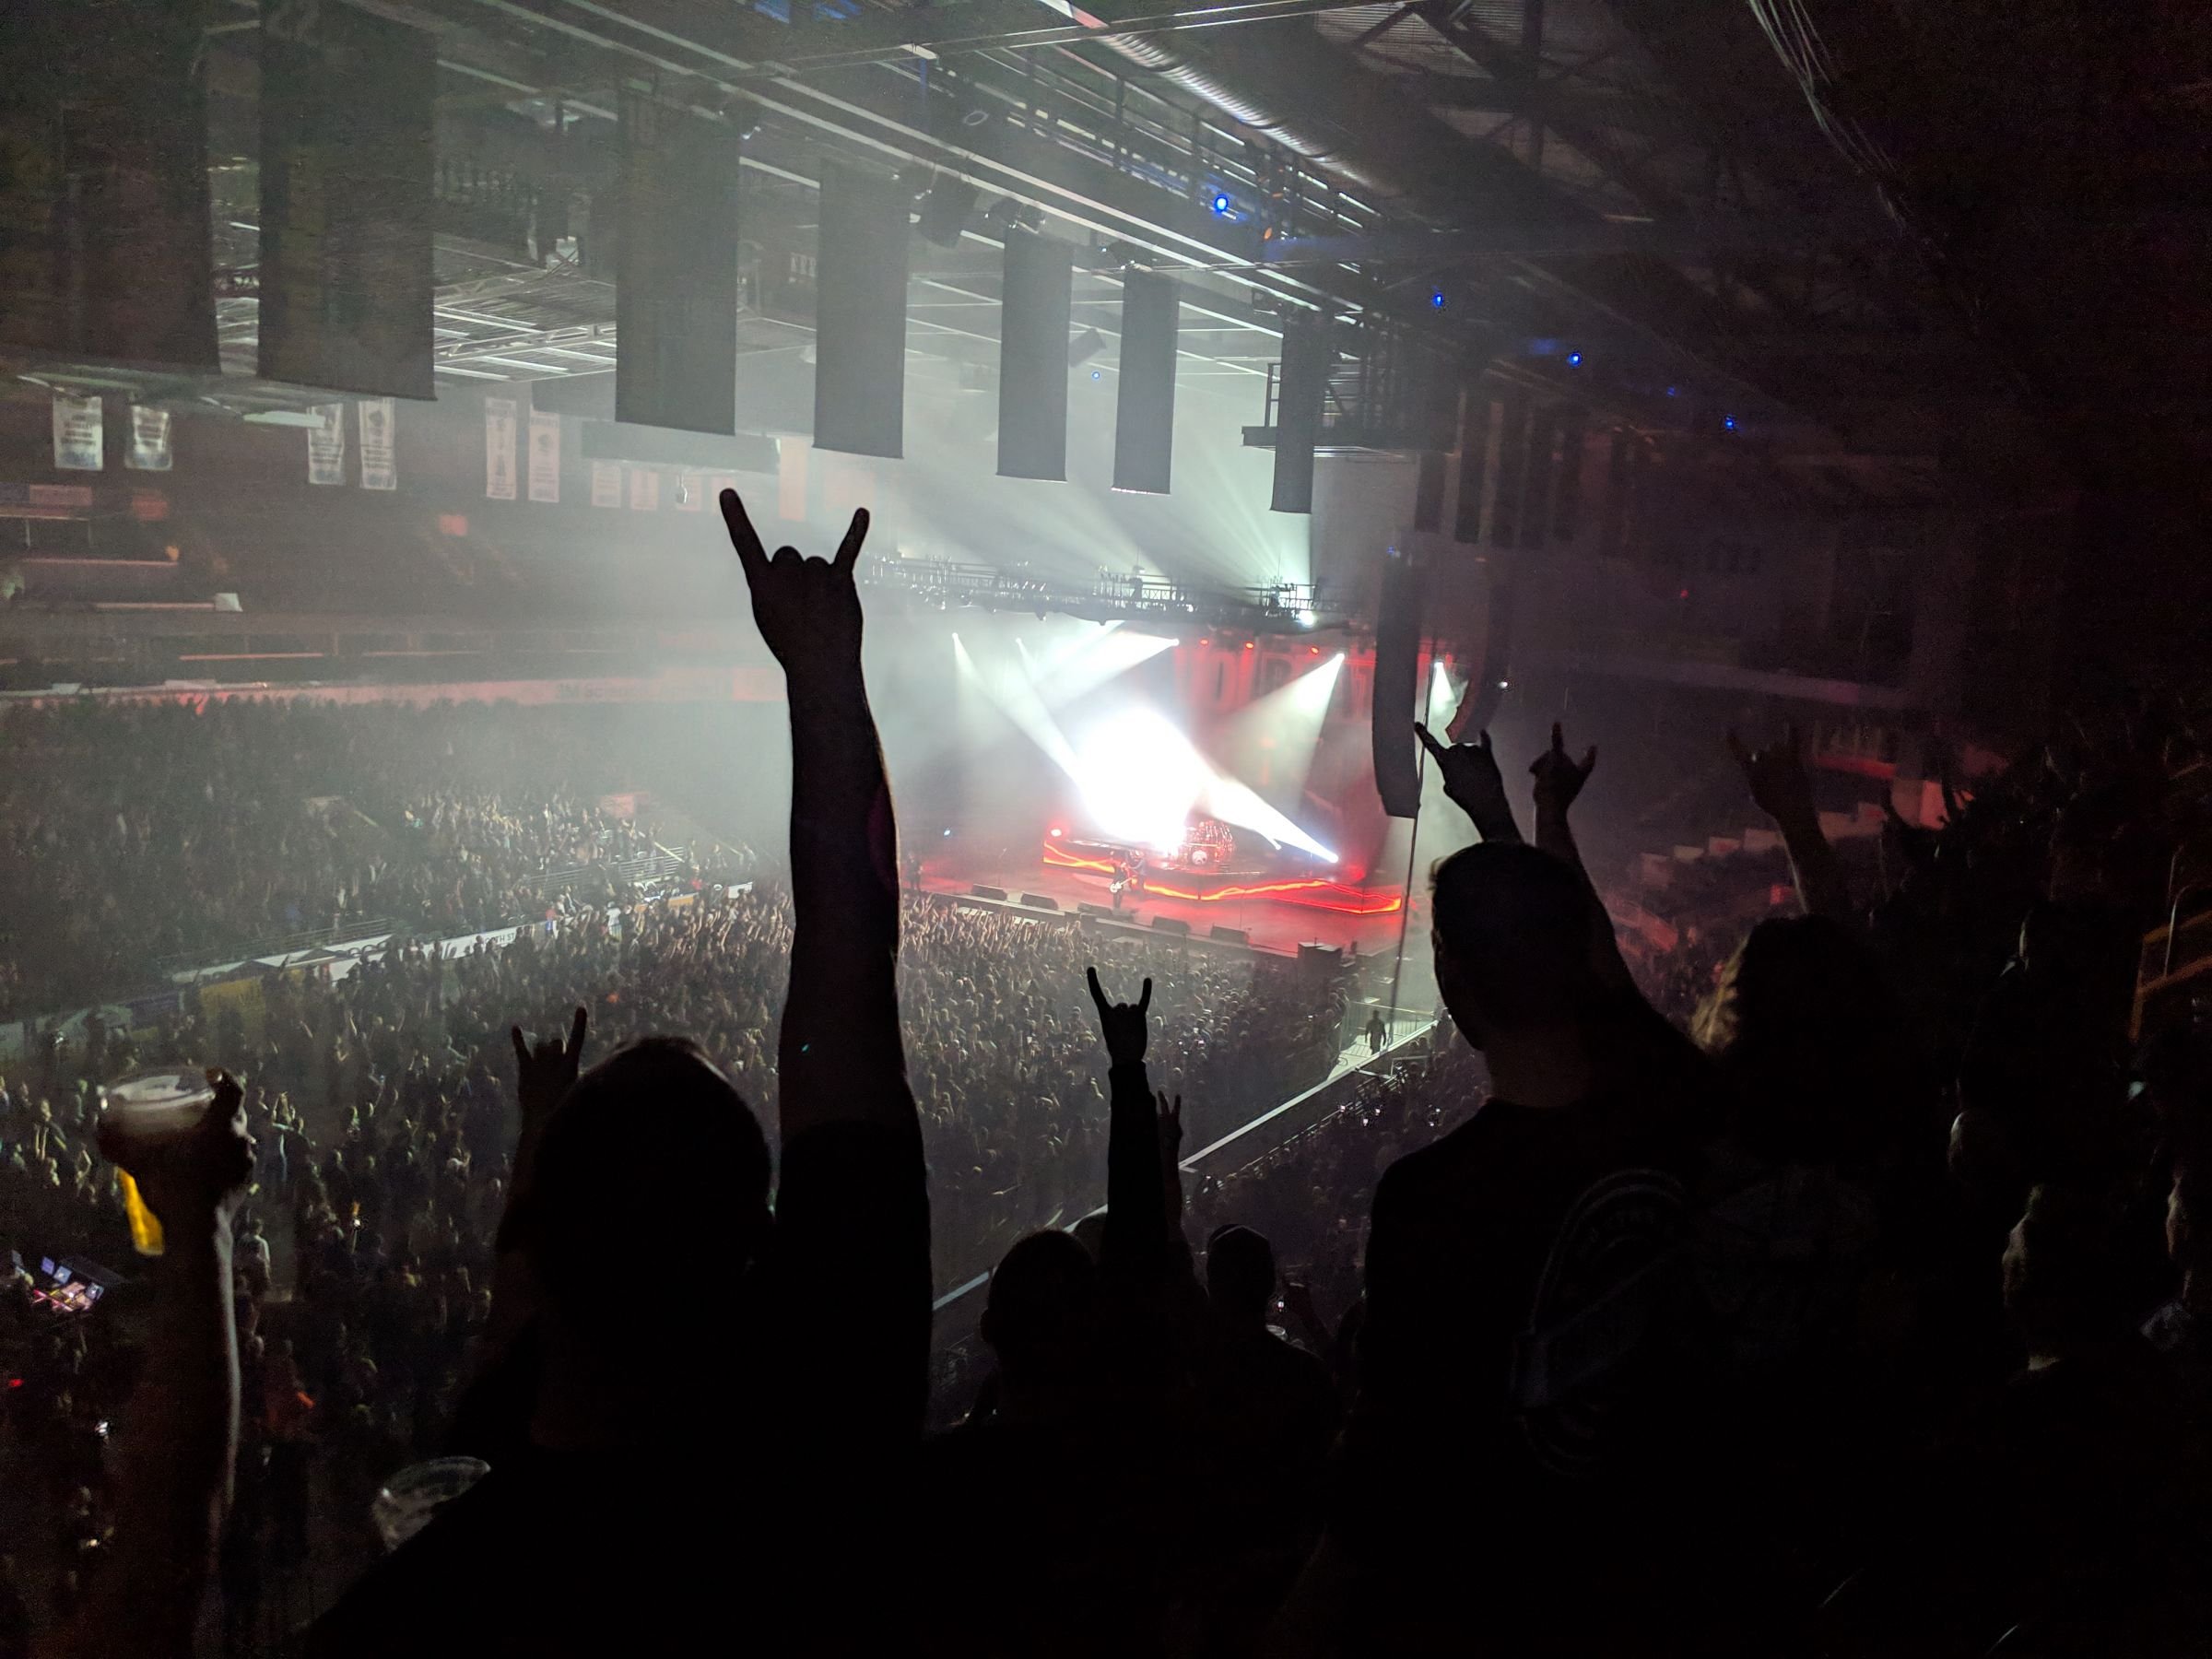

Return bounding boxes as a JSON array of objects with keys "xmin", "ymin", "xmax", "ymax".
[
  {"xmin": 2003, "ymin": 1183, "xmax": 2127, "ymax": 1359},
  {"xmin": 1068, "ymin": 1214, "xmax": 1107, "ymax": 1261},
  {"xmin": 522, "ymin": 1036, "xmax": 770, "ymax": 1344},
  {"xmin": 1430, "ymin": 843, "xmax": 1607, "ymax": 1050},
  {"xmin": 1949, "ymin": 1107, "xmax": 2028, "ymax": 1221},
  {"xmin": 2169, "ymin": 1165, "xmax": 2212, "ymax": 1278},
  {"xmin": 1693, "ymin": 915, "xmax": 1903, "ymax": 1167},
  {"xmin": 982, "ymin": 1230, "xmax": 1098, "ymax": 1392},
  {"xmin": 1205, "ymin": 1224, "xmax": 1276, "ymax": 1327}
]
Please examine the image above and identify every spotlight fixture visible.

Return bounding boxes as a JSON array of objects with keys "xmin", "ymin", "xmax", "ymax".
[
  {"xmin": 1430, "ymin": 290, "xmax": 1446, "ymax": 310},
  {"xmin": 1211, "ymin": 193, "xmax": 1232, "ymax": 216},
  {"xmin": 1567, "ymin": 351, "xmax": 1583, "ymax": 367}
]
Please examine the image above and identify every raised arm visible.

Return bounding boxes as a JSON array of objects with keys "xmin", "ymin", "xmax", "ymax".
[
  {"xmin": 1415, "ymin": 722, "xmax": 1524, "ymax": 845},
  {"xmin": 447, "ymin": 1008, "xmax": 589, "ymax": 1458},
  {"xmin": 1529, "ymin": 721, "xmax": 1599, "ymax": 880},
  {"xmin": 721, "ymin": 489, "xmax": 928, "ymax": 1443},
  {"xmin": 1729, "ymin": 724, "xmax": 1852, "ymax": 923},
  {"xmin": 722, "ymin": 491, "xmax": 912, "ymax": 1134},
  {"xmin": 61, "ymin": 1076, "xmax": 255, "ymax": 1659},
  {"xmin": 1528, "ymin": 723, "xmax": 1635, "ymax": 993},
  {"xmin": 1088, "ymin": 967, "xmax": 1166, "ymax": 1288}
]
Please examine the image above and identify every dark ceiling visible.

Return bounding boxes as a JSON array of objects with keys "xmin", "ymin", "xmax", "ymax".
[{"xmin": 30, "ymin": 0, "xmax": 2212, "ymax": 524}]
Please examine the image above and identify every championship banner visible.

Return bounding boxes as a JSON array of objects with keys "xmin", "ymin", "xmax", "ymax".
[
  {"xmin": 627, "ymin": 467, "xmax": 661, "ymax": 512},
  {"xmin": 258, "ymin": 0, "xmax": 436, "ymax": 397},
  {"xmin": 0, "ymin": 6, "xmax": 218, "ymax": 370},
  {"xmin": 484, "ymin": 398, "xmax": 519, "ymax": 500},
  {"xmin": 125, "ymin": 405, "xmax": 172, "ymax": 472},
  {"xmin": 51, "ymin": 394, "xmax": 104, "ymax": 471},
  {"xmin": 526, "ymin": 410, "xmax": 561, "ymax": 502},
  {"xmin": 359, "ymin": 398, "xmax": 397, "ymax": 489},
  {"xmin": 591, "ymin": 460, "xmax": 623, "ymax": 509},
  {"xmin": 307, "ymin": 403, "xmax": 347, "ymax": 486},
  {"xmin": 675, "ymin": 472, "xmax": 704, "ymax": 512}
]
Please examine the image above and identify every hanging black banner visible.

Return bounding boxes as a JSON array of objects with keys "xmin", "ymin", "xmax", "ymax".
[
  {"xmin": 616, "ymin": 92, "xmax": 741, "ymax": 436},
  {"xmin": 0, "ymin": 0, "xmax": 218, "ymax": 369},
  {"xmin": 258, "ymin": 0, "xmax": 435, "ymax": 397}
]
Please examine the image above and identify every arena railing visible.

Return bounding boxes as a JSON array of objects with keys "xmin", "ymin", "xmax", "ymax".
[{"xmin": 927, "ymin": 1017, "xmax": 1440, "ymax": 1341}]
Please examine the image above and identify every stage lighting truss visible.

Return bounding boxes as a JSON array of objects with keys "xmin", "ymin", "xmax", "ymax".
[{"xmin": 858, "ymin": 559, "xmax": 1330, "ymax": 635}]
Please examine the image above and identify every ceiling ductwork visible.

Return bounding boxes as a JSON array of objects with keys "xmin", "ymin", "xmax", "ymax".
[
  {"xmin": 1085, "ymin": 20, "xmax": 1588, "ymax": 237},
  {"xmin": 1090, "ymin": 30, "xmax": 1413, "ymax": 209}
]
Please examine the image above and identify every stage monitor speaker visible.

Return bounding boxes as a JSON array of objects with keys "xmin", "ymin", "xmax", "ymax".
[
  {"xmin": 616, "ymin": 93, "xmax": 740, "ymax": 435},
  {"xmin": 970, "ymin": 884, "xmax": 1009, "ymax": 901},
  {"xmin": 1372, "ymin": 543, "xmax": 1425, "ymax": 818},
  {"xmin": 1077, "ymin": 902, "xmax": 1118, "ymax": 919},
  {"xmin": 1150, "ymin": 916, "xmax": 1193, "ymax": 937},
  {"xmin": 998, "ymin": 231, "xmax": 1072, "ymax": 480},
  {"xmin": 1270, "ymin": 314, "xmax": 1331, "ymax": 515},
  {"xmin": 1299, "ymin": 943, "xmax": 1344, "ymax": 967},
  {"xmin": 1020, "ymin": 892, "xmax": 1061, "ymax": 911},
  {"xmin": 814, "ymin": 165, "xmax": 909, "ymax": 458},
  {"xmin": 1112, "ymin": 273, "xmax": 1179, "ymax": 494},
  {"xmin": 917, "ymin": 176, "xmax": 977, "ymax": 248},
  {"xmin": 1208, "ymin": 925, "xmax": 1251, "ymax": 946}
]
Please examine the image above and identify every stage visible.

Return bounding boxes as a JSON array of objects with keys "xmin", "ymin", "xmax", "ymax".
[{"xmin": 918, "ymin": 839, "xmax": 1418, "ymax": 959}]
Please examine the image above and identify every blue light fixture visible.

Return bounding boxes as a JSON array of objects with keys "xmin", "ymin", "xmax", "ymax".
[
  {"xmin": 1211, "ymin": 193, "xmax": 1231, "ymax": 215},
  {"xmin": 1567, "ymin": 351, "xmax": 1582, "ymax": 367},
  {"xmin": 1723, "ymin": 415, "xmax": 1737, "ymax": 431},
  {"xmin": 1665, "ymin": 385, "xmax": 1679, "ymax": 397},
  {"xmin": 1430, "ymin": 289, "xmax": 1446, "ymax": 310}
]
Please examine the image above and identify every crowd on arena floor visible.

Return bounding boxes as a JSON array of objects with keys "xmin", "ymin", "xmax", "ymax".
[{"xmin": 8, "ymin": 497, "xmax": 2212, "ymax": 1658}]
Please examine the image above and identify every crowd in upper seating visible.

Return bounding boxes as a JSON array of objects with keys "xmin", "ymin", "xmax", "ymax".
[
  {"xmin": 0, "ymin": 700, "xmax": 750, "ymax": 1019},
  {"xmin": 6, "ymin": 497, "xmax": 2212, "ymax": 1658}
]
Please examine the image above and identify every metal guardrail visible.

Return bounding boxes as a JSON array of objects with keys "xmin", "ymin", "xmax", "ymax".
[
  {"xmin": 927, "ymin": 1018, "xmax": 1440, "ymax": 1336},
  {"xmin": 153, "ymin": 916, "xmax": 398, "ymax": 978}
]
